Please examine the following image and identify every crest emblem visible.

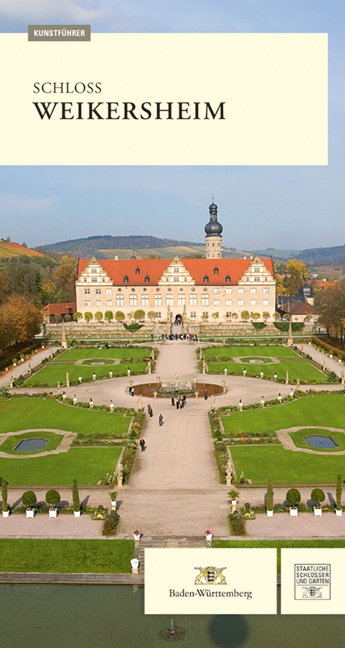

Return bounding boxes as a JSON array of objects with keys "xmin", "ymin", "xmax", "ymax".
[{"xmin": 194, "ymin": 566, "xmax": 227, "ymax": 585}]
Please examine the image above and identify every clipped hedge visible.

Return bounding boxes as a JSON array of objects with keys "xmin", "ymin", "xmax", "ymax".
[{"xmin": 229, "ymin": 513, "xmax": 246, "ymax": 536}]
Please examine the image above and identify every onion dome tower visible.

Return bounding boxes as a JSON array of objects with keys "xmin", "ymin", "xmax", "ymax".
[{"xmin": 204, "ymin": 200, "xmax": 223, "ymax": 258}]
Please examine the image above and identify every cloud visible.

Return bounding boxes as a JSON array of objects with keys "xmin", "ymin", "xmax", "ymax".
[{"xmin": 0, "ymin": 193, "xmax": 57, "ymax": 214}]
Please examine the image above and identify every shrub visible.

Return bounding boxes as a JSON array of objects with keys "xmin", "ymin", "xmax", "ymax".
[
  {"xmin": 228, "ymin": 489, "xmax": 239, "ymax": 500},
  {"xmin": 229, "ymin": 512, "xmax": 246, "ymax": 536},
  {"xmin": 2, "ymin": 480, "xmax": 8, "ymax": 512},
  {"xmin": 336, "ymin": 474, "xmax": 342, "ymax": 510},
  {"xmin": 45, "ymin": 489, "xmax": 60, "ymax": 508},
  {"xmin": 102, "ymin": 510, "xmax": 120, "ymax": 536},
  {"xmin": 311, "ymin": 488, "xmax": 325, "ymax": 507},
  {"xmin": 22, "ymin": 490, "xmax": 37, "ymax": 508},
  {"xmin": 72, "ymin": 479, "xmax": 80, "ymax": 512},
  {"xmin": 286, "ymin": 488, "xmax": 301, "ymax": 506},
  {"xmin": 266, "ymin": 477, "xmax": 274, "ymax": 511},
  {"xmin": 133, "ymin": 310, "xmax": 145, "ymax": 321},
  {"xmin": 244, "ymin": 502, "xmax": 251, "ymax": 511},
  {"xmin": 115, "ymin": 311, "xmax": 126, "ymax": 321}
]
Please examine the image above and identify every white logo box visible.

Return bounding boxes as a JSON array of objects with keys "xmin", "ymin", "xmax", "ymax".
[{"xmin": 145, "ymin": 548, "xmax": 277, "ymax": 615}]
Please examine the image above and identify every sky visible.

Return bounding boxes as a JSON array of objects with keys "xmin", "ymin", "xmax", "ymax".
[{"xmin": 0, "ymin": 1, "xmax": 345, "ymax": 252}]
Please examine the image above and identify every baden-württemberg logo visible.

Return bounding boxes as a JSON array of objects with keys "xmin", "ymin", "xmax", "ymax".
[
  {"xmin": 194, "ymin": 566, "xmax": 227, "ymax": 585},
  {"xmin": 294, "ymin": 564, "xmax": 331, "ymax": 600}
]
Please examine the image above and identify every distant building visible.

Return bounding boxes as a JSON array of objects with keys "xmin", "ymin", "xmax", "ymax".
[{"xmin": 42, "ymin": 302, "xmax": 76, "ymax": 323}]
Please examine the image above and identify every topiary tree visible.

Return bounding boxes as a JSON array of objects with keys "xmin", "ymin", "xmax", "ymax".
[
  {"xmin": 2, "ymin": 480, "xmax": 8, "ymax": 513},
  {"xmin": 266, "ymin": 477, "xmax": 274, "ymax": 511},
  {"xmin": 84, "ymin": 312, "xmax": 93, "ymax": 323},
  {"xmin": 232, "ymin": 313, "xmax": 238, "ymax": 320},
  {"xmin": 336, "ymin": 474, "xmax": 342, "ymax": 511},
  {"xmin": 286, "ymin": 488, "xmax": 301, "ymax": 507},
  {"xmin": 263, "ymin": 312, "xmax": 270, "ymax": 322},
  {"xmin": 134, "ymin": 309, "xmax": 145, "ymax": 321},
  {"xmin": 311, "ymin": 488, "xmax": 325, "ymax": 508},
  {"xmin": 104, "ymin": 310, "xmax": 113, "ymax": 322},
  {"xmin": 94, "ymin": 311, "xmax": 103, "ymax": 323},
  {"xmin": 22, "ymin": 490, "xmax": 37, "ymax": 508},
  {"xmin": 251, "ymin": 312, "xmax": 260, "ymax": 321},
  {"xmin": 73, "ymin": 312, "xmax": 82, "ymax": 322},
  {"xmin": 45, "ymin": 489, "xmax": 60, "ymax": 509},
  {"xmin": 72, "ymin": 479, "xmax": 80, "ymax": 513},
  {"xmin": 211, "ymin": 312, "xmax": 219, "ymax": 319},
  {"xmin": 147, "ymin": 311, "xmax": 156, "ymax": 320},
  {"xmin": 241, "ymin": 310, "xmax": 250, "ymax": 321},
  {"xmin": 115, "ymin": 311, "xmax": 126, "ymax": 321}
]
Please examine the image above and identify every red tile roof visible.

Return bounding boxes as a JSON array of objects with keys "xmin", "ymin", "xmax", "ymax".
[
  {"xmin": 42, "ymin": 302, "xmax": 76, "ymax": 315},
  {"xmin": 77, "ymin": 258, "xmax": 273, "ymax": 286}
]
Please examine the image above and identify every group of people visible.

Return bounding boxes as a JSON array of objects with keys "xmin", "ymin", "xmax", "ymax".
[
  {"xmin": 161, "ymin": 333, "xmax": 198, "ymax": 341},
  {"xmin": 171, "ymin": 394, "xmax": 187, "ymax": 409}
]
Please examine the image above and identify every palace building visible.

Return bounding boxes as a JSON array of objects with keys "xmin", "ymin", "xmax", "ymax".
[{"xmin": 76, "ymin": 202, "xmax": 276, "ymax": 326}]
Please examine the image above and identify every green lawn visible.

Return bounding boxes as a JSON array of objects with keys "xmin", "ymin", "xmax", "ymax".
[
  {"xmin": 26, "ymin": 362, "xmax": 147, "ymax": 386},
  {"xmin": 230, "ymin": 445, "xmax": 345, "ymax": 483},
  {"xmin": 0, "ymin": 399, "xmax": 130, "ymax": 438},
  {"xmin": 0, "ymin": 447, "xmax": 122, "ymax": 484},
  {"xmin": 0, "ymin": 430, "xmax": 64, "ymax": 455},
  {"xmin": 212, "ymin": 540, "xmax": 345, "ymax": 573},
  {"xmin": 204, "ymin": 345, "xmax": 298, "ymax": 359},
  {"xmin": 0, "ymin": 539, "xmax": 134, "ymax": 572},
  {"xmin": 208, "ymin": 360, "xmax": 326, "ymax": 383},
  {"xmin": 53, "ymin": 347, "xmax": 150, "ymax": 361},
  {"xmin": 290, "ymin": 428, "xmax": 345, "ymax": 452},
  {"xmin": 221, "ymin": 394, "xmax": 345, "ymax": 436}
]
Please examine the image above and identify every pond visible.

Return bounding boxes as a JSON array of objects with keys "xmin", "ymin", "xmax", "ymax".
[
  {"xmin": 1, "ymin": 584, "xmax": 345, "ymax": 648},
  {"xmin": 305, "ymin": 435, "xmax": 338, "ymax": 449},
  {"xmin": 15, "ymin": 438, "xmax": 48, "ymax": 452}
]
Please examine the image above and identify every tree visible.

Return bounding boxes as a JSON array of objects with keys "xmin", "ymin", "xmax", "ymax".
[
  {"xmin": 262, "ymin": 311, "xmax": 270, "ymax": 322},
  {"xmin": 73, "ymin": 312, "xmax": 82, "ymax": 322},
  {"xmin": 45, "ymin": 489, "xmax": 60, "ymax": 508},
  {"xmin": 147, "ymin": 311, "xmax": 156, "ymax": 320},
  {"xmin": 275, "ymin": 273, "xmax": 286, "ymax": 296},
  {"xmin": 84, "ymin": 312, "xmax": 93, "ymax": 323},
  {"xmin": 251, "ymin": 312, "xmax": 260, "ymax": 321},
  {"xmin": 232, "ymin": 313, "xmax": 238, "ymax": 319},
  {"xmin": 2, "ymin": 480, "xmax": 8, "ymax": 513},
  {"xmin": 53, "ymin": 260, "xmax": 77, "ymax": 301},
  {"xmin": 286, "ymin": 488, "xmax": 301, "ymax": 507},
  {"xmin": 104, "ymin": 310, "xmax": 113, "ymax": 322},
  {"xmin": 115, "ymin": 311, "xmax": 126, "ymax": 321},
  {"xmin": 72, "ymin": 479, "xmax": 80, "ymax": 513},
  {"xmin": 266, "ymin": 477, "xmax": 274, "ymax": 511},
  {"xmin": 285, "ymin": 259, "xmax": 309, "ymax": 295},
  {"xmin": 311, "ymin": 488, "xmax": 325, "ymax": 508},
  {"xmin": 241, "ymin": 310, "xmax": 250, "ymax": 321},
  {"xmin": 53, "ymin": 313, "xmax": 62, "ymax": 323},
  {"xmin": 94, "ymin": 311, "xmax": 103, "ymax": 322},
  {"xmin": 134, "ymin": 309, "xmax": 145, "ymax": 320},
  {"xmin": 211, "ymin": 312, "xmax": 219, "ymax": 319},
  {"xmin": 336, "ymin": 474, "xmax": 342, "ymax": 511},
  {"xmin": 22, "ymin": 490, "xmax": 37, "ymax": 508},
  {"xmin": 0, "ymin": 295, "xmax": 43, "ymax": 346}
]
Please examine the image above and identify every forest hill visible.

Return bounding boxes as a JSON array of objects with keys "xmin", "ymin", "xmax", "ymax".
[{"xmin": 32, "ymin": 101, "xmax": 226, "ymax": 121}]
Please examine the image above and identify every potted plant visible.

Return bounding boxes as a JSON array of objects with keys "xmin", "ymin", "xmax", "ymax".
[
  {"xmin": 72, "ymin": 479, "xmax": 81, "ymax": 517},
  {"xmin": 266, "ymin": 477, "xmax": 274, "ymax": 516},
  {"xmin": 2, "ymin": 480, "xmax": 9, "ymax": 517},
  {"xmin": 311, "ymin": 488, "xmax": 325, "ymax": 516},
  {"xmin": 204, "ymin": 529, "xmax": 213, "ymax": 541},
  {"xmin": 228, "ymin": 489, "xmax": 239, "ymax": 506},
  {"xmin": 46, "ymin": 489, "xmax": 60, "ymax": 518},
  {"xmin": 133, "ymin": 528, "xmax": 141, "ymax": 540},
  {"xmin": 110, "ymin": 491, "xmax": 117, "ymax": 509},
  {"xmin": 22, "ymin": 490, "xmax": 37, "ymax": 517},
  {"xmin": 286, "ymin": 488, "xmax": 301, "ymax": 517},
  {"xmin": 336, "ymin": 474, "xmax": 342, "ymax": 516}
]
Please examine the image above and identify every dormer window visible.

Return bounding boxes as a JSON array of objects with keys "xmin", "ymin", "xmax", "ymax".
[
  {"xmin": 144, "ymin": 275, "xmax": 150, "ymax": 283},
  {"xmin": 203, "ymin": 275, "xmax": 209, "ymax": 283},
  {"xmin": 123, "ymin": 275, "xmax": 129, "ymax": 283},
  {"xmin": 225, "ymin": 275, "xmax": 231, "ymax": 282},
  {"xmin": 214, "ymin": 267, "xmax": 219, "ymax": 274},
  {"xmin": 135, "ymin": 267, "xmax": 140, "ymax": 274}
]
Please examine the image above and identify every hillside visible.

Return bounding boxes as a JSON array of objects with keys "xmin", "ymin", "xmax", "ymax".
[
  {"xmin": 0, "ymin": 240, "xmax": 44, "ymax": 259},
  {"xmin": 297, "ymin": 245, "xmax": 345, "ymax": 266}
]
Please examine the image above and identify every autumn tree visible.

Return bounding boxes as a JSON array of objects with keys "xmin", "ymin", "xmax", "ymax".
[
  {"xmin": 285, "ymin": 259, "xmax": 309, "ymax": 295},
  {"xmin": 0, "ymin": 295, "xmax": 43, "ymax": 346}
]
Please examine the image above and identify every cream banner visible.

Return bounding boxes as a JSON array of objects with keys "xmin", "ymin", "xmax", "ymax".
[{"xmin": 0, "ymin": 33, "xmax": 327, "ymax": 165}]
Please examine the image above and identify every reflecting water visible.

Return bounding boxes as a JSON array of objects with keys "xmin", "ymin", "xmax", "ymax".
[
  {"xmin": 0, "ymin": 585, "xmax": 345, "ymax": 648},
  {"xmin": 15, "ymin": 439, "xmax": 48, "ymax": 452},
  {"xmin": 305, "ymin": 435, "xmax": 337, "ymax": 449}
]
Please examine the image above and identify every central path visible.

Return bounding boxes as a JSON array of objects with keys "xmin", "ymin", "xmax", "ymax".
[{"xmin": 117, "ymin": 342, "xmax": 229, "ymax": 537}]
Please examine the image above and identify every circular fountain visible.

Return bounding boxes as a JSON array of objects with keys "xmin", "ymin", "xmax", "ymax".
[{"xmin": 160, "ymin": 619, "xmax": 185, "ymax": 641}]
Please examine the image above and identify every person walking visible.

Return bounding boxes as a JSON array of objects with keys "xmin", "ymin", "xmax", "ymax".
[
  {"xmin": 204, "ymin": 390, "xmax": 208, "ymax": 400},
  {"xmin": 158, "ymin": 414, "xmax": 163, "ymax": 426},
  {"xmin": 176, "ymin": 399, "xmax": 180, "ymax": 409},
  {"xmin": 171, "ymin": 397, "xmax": 175, "ymax": 406},
  {"xmin": 148, "ymin": 404, "xmax": 153, "ymax": 417},
  {"xmin": 139, "ymin": 438, "xmax": 145, "ymax": 452}
]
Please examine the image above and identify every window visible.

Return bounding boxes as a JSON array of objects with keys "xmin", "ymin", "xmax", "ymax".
[
  {"xmin": 226, "ymin": 299, "xmax": 232, "ymax": 306},
  {"xmin": 91, "ymin": 277, "xmax": 97, "ymax": 283},
  {"xmin": 116, "ymin": 295, "xmax": 124, "ymax": 307},
  {"xmin": 202, "ymin": 311, "xmax": 209, "ymax": 317},
  {"xmin": 203, "ymin": 275, "xmax": 209, "ymax": 283},
  {"xmin": 263, "ymin": 288, "xmax": 270, "ymax": 294},
  {"xmin": 202, "ymin": 294, "xmax": 209, "ymax": 306},
  {"xmin": 246, "ymin": 277, "xmax": 250, "ymax": 282},
  {"xmin": 166, "ymin": 277, "xmax": 169, "ymax": 282},
  {"xmin": 178, "ymin": 294, "xmax": 186, "ymax": 306},
  {"xmin": 226, "ymin": 312, "xmax": 232, "ymax": 318},
  {"xmin": 214, "ymin": 267, "xmax": 219, "ymax": 274},
  {"xmin": 106, "ymin": 300, "xmax": 112, "ymax": 307},
  {"xmin": 174, "ymin": 267, "xmax": 179, "ymax": 273},
  {"xmin": 264, "ymin": 276, "xmax": 268, "ymax": 282},
  {"xmin": 238, "ymin": 288, "xmax": 244, "ymax": 294},
  {"xmin": 130, "ymin": 295, "xmax": 137, "ymax": 307},
  {"xmin": 226, "ymin": 288, "xmax": 232, "ymax": 294},
  {"xmin": 263, "ymin": 299, "xmax": 269, "ymax": 306},
  {"xmin": 250, "ymin": 288, "xmax": 256, "ymax": 294},
  {"xmin": 91, "ymin": 269, "xmax": 97, "ymax": 274},
  {"xmin": 225, "ymin": 275, "xmax": 231, "ymax": 283},
  {"xmin": 254, "ymin": 267, "xmax": 260, "ymax": 273},
  {"xmin": 254, "ymin": 277, "xmax": 260, "ymax": 282},
  {"xmin": 83, "ymin": 278, "xmax": 87, "ymax": 283},
  {"xmin": 135, "ymin": 267, "xmax": 140, "ymax": 274},
  {"xmin": 84, "ymin": 289, "xmax": 90, "ymax": 294},
  {"xmin": 155, "ymin": 295, "xmax": 162, "ymax": 306},
  {"xmin": 102, "ymin": 277, "xmax": 105, "ymax": 282},
  {"xmin": 214, "ymin": 288, "xmax": 220, "ymax": 294},
  {"xmin": 214, "ymin": 299, "xmax": 220, "ymax": 306},
  {"xmin": 96, "ymin": 288, "xmax": 101, "ymax": 294},
  {"xmin": 96, "ymin": 300, "xmax": 102, "ymax": 307},
  {"xmin": 190, "ymin": 312, "xmax": 196, "ymax": 319},
  {"xmin": 144, "ymin": 275, "xmax": 150, "ymax": 283},
  {"xmin": 166, "ymin": 295, "xmax": 173, "ymax": 306},
  {"xmin": 106, "ymin": 288, "xmax": 112, "ymax": 295},
  {"xmin": 238, "ymin": 300, "xmax": 244, "ymax": 306},
  {"xmin": 174, "ymin": 276, "xmax": 179, "ymax": 282},
  {"xmin": 85, "ymin": 300, "xmax": 90, "ymax": 307},
  {"xmin": 190, "ymin": 295, "xmax": 197, "ymax": 306},
  {"xmin": 141, "ymin": 295, "xmax": 149, "ymax": 307},
  {"xmin": 155, "ymin": 312, "xmax": 161, "ymax": 318},
  {"xmin": 250, "ymin": 299, "xmax": 256, "ymax": 306},
  {"xmin": 123, "ymin": 275, "xmax": 129, "ymax": 283}
]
